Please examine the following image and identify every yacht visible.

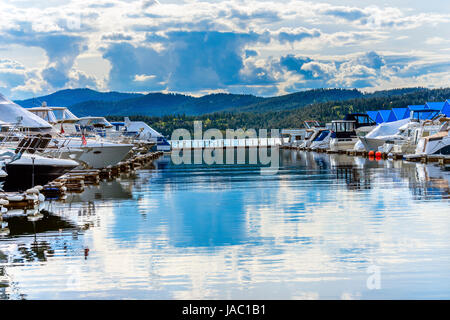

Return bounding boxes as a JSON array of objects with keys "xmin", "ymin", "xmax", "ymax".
[
  {"xmin": 26, "ymin": 106, "xmax": 134, "ymax": 169},
  {"xmin": 0, "ymin": 134, "xmax": 78, "ymax": 191},
  {"xmin": 111, "ymin": 117, "xmax": 171, "ymax": 151},
  {"xmin": 415, "ymin": 120, "xmax": 450, "ymax": 156},
  {"xmin": 357, "ymin": 109, "xmax": 443, "ymax": 154},
  {"xmin": 0, "ymin": 93, "xmax": 55, "ymax": 134},
  {"xmin": 0, "ymin": 148, "xmax": 78, "ymax": 191},
  {"xmin": 329, "ymin": 113, "xmax": 376, "ymax": 151},
  {"xmin": 281, "ymin": 121, "xmax": 321, "ymax": 148},
  {"xmin": 309, "ymin": 129, "xmax": 332, "ymax": 150}
]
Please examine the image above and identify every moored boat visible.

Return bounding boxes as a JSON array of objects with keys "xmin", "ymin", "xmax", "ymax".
[{"xmin": 329, "ymin": 113, "xmax": 376, "ymax": 152}]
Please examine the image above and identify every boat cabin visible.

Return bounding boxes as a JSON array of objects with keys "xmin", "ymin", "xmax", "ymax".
[{"xmin": 343, "ymin": 113, "xmax": 376, "ymax": 129}]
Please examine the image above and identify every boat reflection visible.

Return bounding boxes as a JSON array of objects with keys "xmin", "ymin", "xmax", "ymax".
[{"xmin": 288, "ymin": 151, "xmax": 450, "ymax": 199}]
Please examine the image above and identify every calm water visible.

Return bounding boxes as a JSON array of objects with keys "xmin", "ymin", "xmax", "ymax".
[{"xmin": 1, "ymin": 149, "xmax": 449, "ymax": 299}]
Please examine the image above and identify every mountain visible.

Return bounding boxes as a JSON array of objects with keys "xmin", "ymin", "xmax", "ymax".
[
  {"xmin": 233, "ymin": 88, "xmax": 364, "ymax": 113},
  {"xmin": 106, "ymin": 87, "xmax": 450, "ymax": 136},
  {"xmin": 14, "ymin": 86, "xmax": 432, "ymax": 118},
  {"xmin": 14, "ymin": 88, "xmax": 143, "ymax": 108},
  {"xmin": 66, "ymin": 92, "xmax": 265, "ymax": 117}
]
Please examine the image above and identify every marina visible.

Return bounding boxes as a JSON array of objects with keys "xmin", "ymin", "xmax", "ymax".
[
  {"xmin": 0, "ymin": 149, "xmax": 449, "ymax": 299},
  {"xmin": 0, "ymin": 89, "xmax": 450, "ymax": 300}
]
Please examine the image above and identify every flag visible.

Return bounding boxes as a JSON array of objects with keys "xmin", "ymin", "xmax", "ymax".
[
  {"xmin": 60, "ymin": 123, "xmax": 65, "ymax": 134},
  {"xmin": 82, "ymin": 134, "xmax": 87, "ymax": 146}
]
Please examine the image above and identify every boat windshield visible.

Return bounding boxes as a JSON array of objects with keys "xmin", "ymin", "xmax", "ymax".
[
  {"xmin": 29, "ymin": 108, "xmax": 57, "ymax": 123},
  {"xmin": 50, "ymin": 108, "xmax": 79, "ymax": 122},
  {"xmin": 79, "ymin": 117, "xmax": 113, "ymax": 128},
  {"xmin": 332, "ymin": 121, "xmax": 355, "ymax": 132},
  {"xmin": 314, "ymin": 130, "xmax": 330, "ymax": 141}
]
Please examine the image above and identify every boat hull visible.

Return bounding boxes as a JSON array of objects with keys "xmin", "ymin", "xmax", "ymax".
[
  {"xmin": 1, "ymin": 162, "xmax": 77, "ymax": 192},
  {"xmin": 359, "ymin": 137, "xmax": 387, "ymax": 151},
  {"xmin": 77, "ymin": 144, "xmax": 134, "ymax": 169},
  {"xmin": 330, "ymin": 138, "xmax": 358, "ymax": 152}
]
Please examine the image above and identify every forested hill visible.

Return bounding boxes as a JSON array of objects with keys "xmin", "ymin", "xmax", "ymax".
[
  {"xmin": 107, "ymin": 87, "xmax": 450, "ymax": 137},
  {"xmin": 15, "ymin": 88, "xmax": 143, "ymax": 108},
  {"xmin": 13, "ymin": 87, "xmax": 401, "ymax": 117},
  {"xmin": 14, "ymin": 86, "xmax": 443, "ymax": 122},
  {"xmin": 66, "ymin": 92, "xmax": 265, "ymax": 117},
  {"xmin": 231, "ymin": 88, "xmax": 363, "ymax": 113}
]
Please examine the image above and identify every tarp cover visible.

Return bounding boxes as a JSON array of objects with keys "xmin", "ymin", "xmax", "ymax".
[
  {"xmin": 0, "ymin": 92, "xmax": 53, "ymax": 129},
  {"xmin": 354, "ymin": 118, "xmax": 410, "ymax": 150}
]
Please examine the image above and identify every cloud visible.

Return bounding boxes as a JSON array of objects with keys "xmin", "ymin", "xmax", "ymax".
[
  {"xmin": 1, "ymin": 22, "xmax": 88, "ymax": 88},
  {"xmin": 103, "ymin": 30, "xmax": 270, "ymax": 92},
  {"xmin": 277, "ymin": 27, "xmax": 321, "ymax": 44},
  {"xmin": 102, "ymin": 33, "xmax": 133, "ymax": 41},
  {"xmin": 323, "ymin": 7, "xmax": 369, "ymax": 22},
  {"xmin": 1, "ymin": 0, "xmax": 450, "ymax": 99}
]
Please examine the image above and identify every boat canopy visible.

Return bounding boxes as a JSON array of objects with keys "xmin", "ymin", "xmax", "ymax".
[
  {"xmin": 0, "ymin": 92, "xmax": 53, "ymax": 131},
  {"xmin": 49, "ymin": 107, "xmax": 79, "ymax": 122},
  {"xmin": 78, "ymin": 117, "xmax": 113, "ymax": 128},
  {"xmin": 313, "ymin": 130, "xmax": 330, "ymax": 141},
  {"xmin": 27, "ymin": 106, "xmax": 58, "ymax": 124},
  {"xmin": 124, "ymin": 117, "xmax": 163, "ymax": 138}
]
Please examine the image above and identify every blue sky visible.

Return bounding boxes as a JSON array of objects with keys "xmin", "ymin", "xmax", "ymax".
[{"xmin": 0, "ymin": 0, "xmax": 449, "ymax": 99}]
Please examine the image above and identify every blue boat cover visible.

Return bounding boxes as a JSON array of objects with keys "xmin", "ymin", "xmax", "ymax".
[
  {"xmin": 366, "ymin": 111, "xmax": 378, "ymax": 122},
  {"xmin": 376, "ymin": 110, "xmax": 396, "ymax": 123},
  {"xmin": 425, "ymin": 102, "xmax": 445, "ymax": 111},
  {"xmin": 441, "ymin": 101, "xmax": 450, "ymax": 117},
  {"xmin": 391, "ymin": 108, "xmax": 409, "ymax": 120}
]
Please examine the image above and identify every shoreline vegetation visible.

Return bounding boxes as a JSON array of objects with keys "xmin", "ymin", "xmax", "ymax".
[{"xmin": 107, "ymin": 87, "xmax": 450, "ymax": 136}]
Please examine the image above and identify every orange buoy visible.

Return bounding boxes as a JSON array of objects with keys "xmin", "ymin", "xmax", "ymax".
[
  {"xmin": 375, "ymin": 151, "xmax": 382, "ymax": 158},
  {"xmin": 368, "ymin": 150, "xmax": 375, "ymax": 157}
]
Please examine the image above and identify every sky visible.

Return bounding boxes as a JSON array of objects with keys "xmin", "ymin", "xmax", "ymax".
[{"xmin": 0, "ymin": 0, "xmax": 449, "ymax": 99}]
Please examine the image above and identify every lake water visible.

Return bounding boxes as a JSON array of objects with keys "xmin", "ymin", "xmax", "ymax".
[{"xmin": 1, "ymin": 149, "xmax": 449, "ymax": 299}]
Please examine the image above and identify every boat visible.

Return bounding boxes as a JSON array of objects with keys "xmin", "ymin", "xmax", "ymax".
[
  {"xmin": 415, "ymin": 120, "xmax": 450, "ymax": 156},
  {"xmin": 309, "ymin": 129, "xmax": 332, "ymax": 150},
  {"xmin": 281, "ymin": 121, "xmax": 321, "ymax": 148},
  {"xmin": 26, "ymin": 106, "xmax": 134, "ymax": 169},
  {"xmin": 357, "ymin": 118, "xmax": 410, "ymax": 151},
  {"xmin": 111, "ymin": 117, "xmax": 171, "ymax": 151},
  {"xmin": 356, "ymin": 109, "xmax": 443, "ymax": 154},
  {"xmin": 0, "ymin": 147, "xmax": 78, "ymax": 192},
  {"xmin": 0, "ymin": 93, "xmax": 55, "ymax": 134},
  {"xmin": 329, "ymin": 113, "xmax": 376, "ymax": 152}
]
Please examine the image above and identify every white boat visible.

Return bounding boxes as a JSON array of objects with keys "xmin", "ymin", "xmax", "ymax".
[
  {"xmin": 309, "ymin": 129, "xmax": 332, "ymax": 150},
  {"xmin": 415, "ymin": 120, "xmax": 450, "ymax": 156},
  {"xmin": 26, "ymin": 106, "xmax": 134, "ymax": 169},
  {"xmin": 329, "ymin": 114, "xmax": 376, "ymax": 152},
  {"xmin": 0, "ymin": 93, "xmax": 55, "ymax": 134},
  {"xmin": 281, "ymin": 121, "xmax": 323, "ymax": 148},
  {"xmin": 356, "ymin": 118, "xmax": 411, "ymax": 151},
  {"xmin": 114, "ymin": 117, "xmax": 171, "ymax": 151},
  {"xmin": 57, "ymin": 138, "xmax": 133, "ymax": 169},
  {"xmin": 356, "ymin": 109, "xmax": 445, "ymax": 154}
]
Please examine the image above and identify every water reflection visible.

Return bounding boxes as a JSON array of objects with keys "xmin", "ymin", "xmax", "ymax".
[{"xmin": 0, "ymin": 150, "xmax": 449, "ymax": 299}]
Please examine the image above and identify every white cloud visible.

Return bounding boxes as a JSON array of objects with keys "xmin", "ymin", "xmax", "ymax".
[{"xmin": 1, "ymin": 0, "xmax": 450, "ymax": 98}]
